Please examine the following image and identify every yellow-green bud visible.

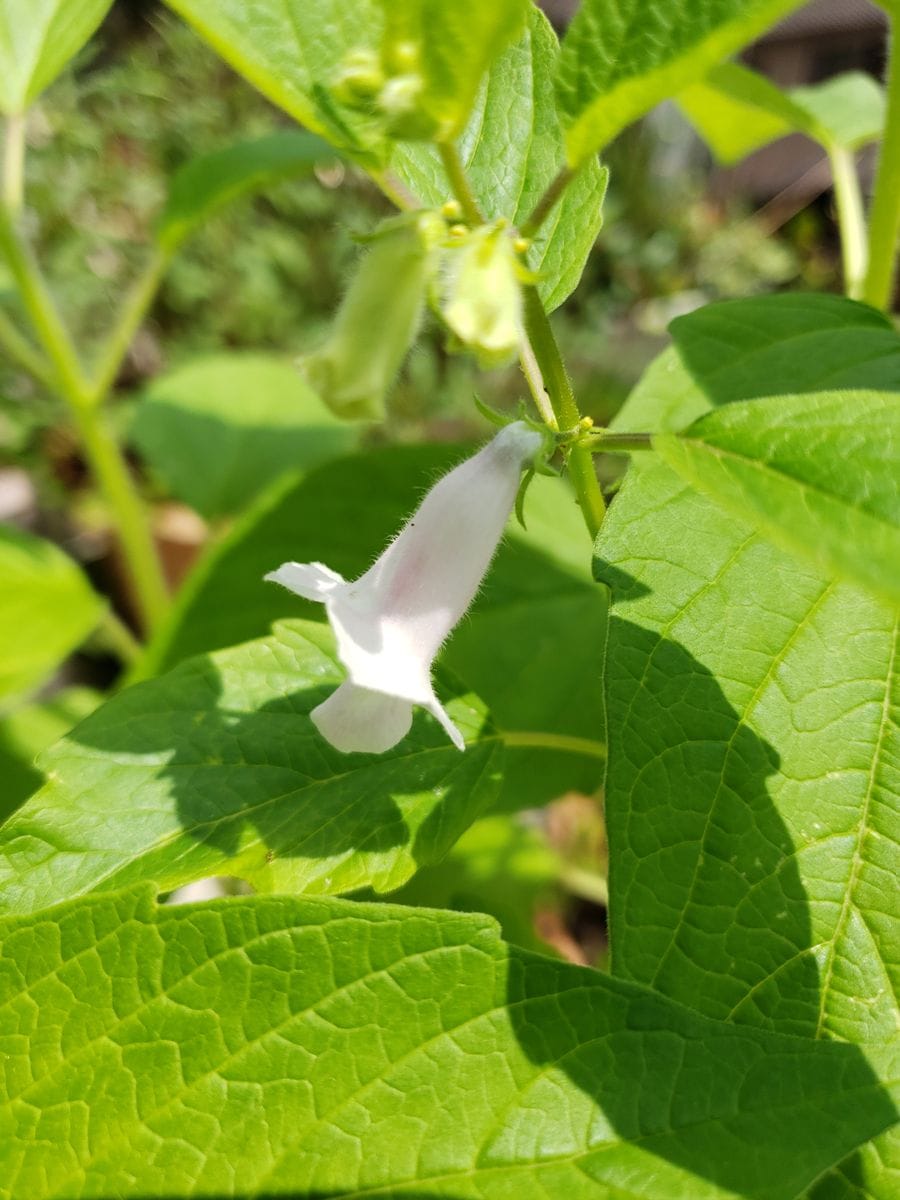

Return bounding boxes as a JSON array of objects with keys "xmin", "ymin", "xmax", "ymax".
[
  {"xmin": 332, "ymin": 48, "xmax": 384, "ymax": 106},
  {"xmin": 301, "ymin": 212, "xmax": 445, "ymax": 421},
  {"xmin": 438, "ymin": 223, "xmax": 524, "ymax": 368}
]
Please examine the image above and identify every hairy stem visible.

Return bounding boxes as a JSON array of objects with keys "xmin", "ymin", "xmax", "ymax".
[
  {"xmin": 522, "ymin": 285, "xmax": 605, "ymax": 538},
  {"xmin": 830, "ymin": 145, "xmax": 867, "ymax": 301},
  {"xmin": 438, "ymin": 141, "xmax": 483, "ymax": 225},
  {"xmin": 863, "ymin": 32, "xmax": 900, "ymax": 309}
]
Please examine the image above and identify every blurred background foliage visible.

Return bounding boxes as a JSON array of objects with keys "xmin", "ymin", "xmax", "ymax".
[{"xmin": 0, "ymin": 0, "xmax": 843, "ymax": 482}]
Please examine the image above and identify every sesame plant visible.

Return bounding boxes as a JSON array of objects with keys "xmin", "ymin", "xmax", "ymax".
[{"xmin": 1, "ymin": 1, "xmax": 899, "ymax": 1198}]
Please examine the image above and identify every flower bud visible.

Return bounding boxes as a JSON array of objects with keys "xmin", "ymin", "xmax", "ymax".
[
  {"xmin": 266, "ymin": 421, "xmax": 543, "ymax": 753},
  {"xmin": 438, "ymin": 222, "xmax": 524, "ymax": 367},
  {"xmin": 332, "ymin": 49, "xmax": 385, "ymax": 107},
  {"xmin": 301, "ymin": 212, "xmax": 444, "ymax": 421}
]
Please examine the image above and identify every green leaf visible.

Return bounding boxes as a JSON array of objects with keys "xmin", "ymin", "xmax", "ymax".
[
  {"xmin": 596, "ymin": 459, "xmax": 900, "ymax": 1044},
  {"xmin": 0, "ymin": 620, "xmax": 500, "ymax": 914},
  {"xmin": 676, "ymin": 62, "xmax": 808, "ymax": 165},
  {"xmin": 790, "ymin": 72, "xmax": 886, "ymax": 150},
  {"xmin": 677, "ymin": 65, "xmax": 886, "ymax": 164},
  {"xmin": 393, "ymin": 8, "xmax": 608, "ymax": 311},
  {"xmin": 1, "ymin": 885, "xmax": 895, "ymax": 1199},
  {"xmin": 136, "ymin": 446, "xmax": 607, "ymax": 811},
  {"xmin": 0, "ymin": 525, "xmax": 104, "ymax": 708},
  {"xmin": 161, "ymin": 0, "xmax": 385, "ymax": 161},
  {"xmin": 670, "ymin": 292, "xmax": 900, "ymax": 407},
  {"xmin": 807, "ymin": 1127, "xmax": 900, "ymax": 1200},
  {"xmin": 0, "ymin": 0, "xmax": 113, "ymax": 114},
  {"xmin": 379, "ymin": 0, "xmax": 529, "ymax": 140},
  {"xmin": 555, "ymin": 0, "xmax": 803, "ymax": 165},
  {"xmin": 129, "ymin": 353, "xmax": 356, "ymax": 521},
  {"xmin": 606, "ymin": 291, "xmax": 900, "ymax": 1188},
  {"xmin": 655, "ymin": 390, "xmax": 900, "ymax": 605},
  {"xmin": 0, "ymin": 687, "xmax": 100, "ymax": 821},
  {"xmin": 157, "ymin": 131, "xmax": 337, "ymax": 252},
  {"xmin": 611, "ymin": 294, "xmax": 900, "ymax": 448}
]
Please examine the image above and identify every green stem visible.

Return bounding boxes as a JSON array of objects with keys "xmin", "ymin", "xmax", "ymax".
[
  {"xmin": 586, "ymin": 431, "xmax": 654, "ymax": 454},
  {"xmin": 830, "ymin": 145, "xmax": 867, "ymax": 301},
  {"xmin": 863, "ymin": 32, "xmax": 900, "ymax": 310},
  {"xmin": 0, "ymin": 207, "xmax": 169, "ymax": 631},
  {"xmin": 87, "ymin": 247, "xmax": 170, "ymax": 402},
  {"xmin": 0, "ymin": 306, "xmax": 55, "ymax": 388},
  {"xmin": 520, "ymin": 165, "xmax": 576, "ymax": 238},
  {"xmin": 98, "ymin": 606, "xmax": 142, "ymax": 666},
  {"xmin": 518, "ymin": 335, "xmax": 557, "ymax": 428},
  {"xmin": 438, "ymin": 141, "xmax": 483, "ymax": 225},
  {"xmin": 500, "ymin": 730, "xmax": 606, "ymax": 760},
  {"xmin": 69, "ymin": 401, "xmax": 169, "ymax": 630},
  {"xmin": 522, "ymin": 284, "xmax": 606, "ymax": 538},
  {"xmin": 3, "ymin": 113, "xmax": 25, "ymax": 214},
  {"xmin": 0, "ymin": 205, "xmax": 87, "ymax": 397},
  {"xmin": 560, "ymin": 863, "xmax": 609, "ymax": 907}
]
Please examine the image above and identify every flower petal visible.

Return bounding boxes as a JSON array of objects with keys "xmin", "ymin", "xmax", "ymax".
[
  {"xmin": 311, "ymin": 680, "xmax": 413, "ymax": 753},
  {"xmin": 265, "ymin": 561, "xmax": 345, "ymax": 602}
]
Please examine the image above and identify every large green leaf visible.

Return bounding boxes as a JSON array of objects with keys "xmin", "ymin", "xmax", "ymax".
[
  {"xmin": 0, "ymin": 621, "xmax": 500, "ymax": 914},
  {"xmin": 161, "ymin": 0, "xmax": 385, "ymax": 161},
  {"xmin": 669, "ymin": 293, "xmax": 900, "ymax": 404},
  {"xmin": 655, "ymin": 390, "xmax": 900, "ymax": 605},
  {"xmin": 0, "ymin": 0, "xmax": 113, "ymax": 114},
  {"xmin": 607, "ymin": 293, "xmax": 900, "ymax": 1195},
  {"xmin": 611, "ymin": 294, "xmax": 900, "ymax": 443},
  {"xmin": 136, "ymin": 446, "xmax": 607, "ymax": 811},
  {"xmin": 554, "ymin": 0, "xmax": 803, "ymax": 165},
  {"xmin": 596, "ymin": 460, "xmax": 899, "ymax": 1044},
  {"xmin": 129, "ymin": 353, "xmax": 356, "ymax": 520},
  {"xmin": 0, "ymin": 525, "xmax": 104, "ymax": 708},
  {"xmin": 393, "ymin": 8, "xmax": 608, "ymax": 310},
  {"xmin": 0, "ymin": 885, "xmax": 895, "ymax": 1199},
  {"xmin": 157, "ymin": 131, "xmax": 337, "ymax": 252}
]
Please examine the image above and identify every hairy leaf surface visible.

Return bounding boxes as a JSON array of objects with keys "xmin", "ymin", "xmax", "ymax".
[
  {"xmin": 655, "ymin": 390, "xmax": 900, "ymax": 604},
  {"xmin": 0, "ymin": 622, "xmax": 500, "ymax": 912},
  {"xmin": 555, "ymin": 0, "xmax": 803, "ymax": 164},
  {"xmin": 0, "ymin": 885, "xmax": 895, "ymax": 1199}
]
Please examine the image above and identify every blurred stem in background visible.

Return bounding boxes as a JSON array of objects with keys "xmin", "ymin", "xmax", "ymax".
[
  {"xmin": 0, "ymin": 117, "xmax": 170, "ymax": 634},
  {"xmin": 829, "ymin": 144, "xmax": 867, "ymax": 301},
  {"xmin": 864, "ymin": 31, "xmax": 900, "ymax": 310}
]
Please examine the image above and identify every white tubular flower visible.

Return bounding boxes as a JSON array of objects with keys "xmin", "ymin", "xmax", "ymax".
[{"xmin": 265, "ymin": 421, "xmax": 543, "ymax": 754}]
